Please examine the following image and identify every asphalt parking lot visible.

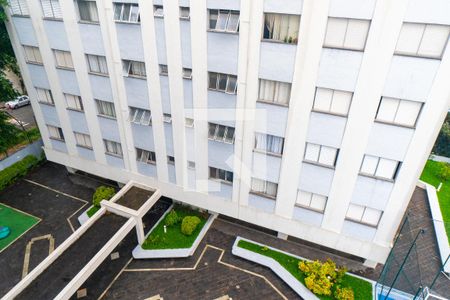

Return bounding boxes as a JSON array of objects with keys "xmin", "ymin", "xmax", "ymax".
[{"xmin": 1, "ymin": 104, "xmax": 36, "ymax": 129}]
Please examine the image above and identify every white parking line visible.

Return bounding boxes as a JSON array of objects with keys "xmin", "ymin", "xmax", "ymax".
[{"xmin": 23, "ymin": 179, "xmax": 88, "ymax": 203}]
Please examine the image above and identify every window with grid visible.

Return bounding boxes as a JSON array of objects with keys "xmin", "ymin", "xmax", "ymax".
[
  {"xmin": 303, "ymin": 143, "xmax": 338, "ymax": 167},
  {"xmin": 324, "ymin": 17, "xmax": 370, "ymax": 51},
  {"xmin": 208, "ymin": 123, "xmax": 235, "ymax": 144},
  {"xmin": 376, "ymin": 97, "xmax": 422, "ymax": 128},
  {"xmin": 65, "ymin": 93, "xmax": 83, "ymax": 111},
  {"xmin": 182, "ymin": 68, "xmax": 192, "ymax": 79},
  {"xmin": 129, "ymin": 107, "xmax": 151, "ymax": 125},
  {"xmin": 24, "ymin": 46, "xmax": 43, "ymax": 64},
  {"xmin": 396, "ymin": 23, "xmax": 450, "ymax": 59},
  {"xmin": 208, "ymin": 10, "xmax": 239, "ymax": 33},
  {"xmin": 36, "ymin": 88, "xmax": 54, "ymax": 104},
  {"xmin": 295, "ymin": 190, "xmax": 327, "ymax": 213},
  {"xmin": 8, "ymin": 0, "xmax": 29, "ymax": 16},
  {"xmin": 258, "ymin": 79, "xmax": 291, "ymax": 105},
  {"xmin": 163, "ymin": 113, "xmax": 172, "ymax": 123},
  {"xmin": 86, "ymin": 54, "xmax": 108, "ymax": 75},
  {"xmin": 167, "ymin": 156, "xmax": 175, "ymax": 164},
  {"xmin": 159, "ymin": 64, "xmax": 168, "ymax": 76},
  {"xmin": 154, "ymin": 5, "xmax": 163, "ymax": 17},
  {"xmin": 208, "ymin": 72, "xmax": 237, "ymax": 94},
  {"xmin": 179, "ymin": 7, "xmax": 189, "ymax": 19},
  {"xmin": 74, "ymin": 132, "xmax": 92, "ymax": 148},
  {"xmin": 313, "ymin": 87, "xmax": 352, "ymax": 116},
  {"xmin": 254, "ymin": 133, "xmax": 284, "ymax": 155},
  {"xmin": 263, "ymin": 13, "xmax": 300, "ymax": 44},
  {"xmin": 209, "ymin": 167, "xmax": 233, "ymax": 183},
  {"xmin": 96, "ymin": 100, "xmax": 116, "ymax": 118},
  {"xmin": 123, "ymin": 60, "xmax": 146, "ymax": 78},
  {"xmin": 47, "ymin": 125, "xmax": 64, "ymax": 140},
  {"xmin": 185, "ymin": 118, "xmax": 194, "ymax": 127},
  {"xmin": 136, "ymin": 148, "xmax": 156, "ymax": 164},
  {"xmin": 77, "ymin": 0, "xmax": 99, "ymax": 23},
  {"xmin": 346, "ymin": 204, "xmax": 382, "ymax": 227},
  {"xmin": 54, "ymin": 50, "xmax": 74, "ymax": 69},
  {"xmin": 250, "ymin": 178, "xmax": 278, "ymax": 199},
  {"xmin": 360, "ymin": 155, "xmax": 400, "ymax": 181},
  {"xmin": 104, "ymin": 139, "xmax": 123, "ymax": 157},
  {"xmin": 40, "ymin": 0, "xmax": 62, "ymax": 19},
  {"xmin": 113, "ymin": 3, "xmax": 140, "ymax": 23}
]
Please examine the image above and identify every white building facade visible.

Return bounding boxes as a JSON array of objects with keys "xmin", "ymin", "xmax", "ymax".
[{"xmin": 4, "ymin": 0, "xmax": 450, "ymax": 266}]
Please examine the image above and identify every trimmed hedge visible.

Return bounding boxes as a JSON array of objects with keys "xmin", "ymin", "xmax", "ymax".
[
  {"xmin": 92, "ymin": 186, "xmax": 115, "ymax": 207},
  {"xmin": 0, "ymin": 155, "xmax": 41, "ymax": 191},
  {"xmin": 181, "ymin": 216, "xmax": 201, "ymax": 236}
]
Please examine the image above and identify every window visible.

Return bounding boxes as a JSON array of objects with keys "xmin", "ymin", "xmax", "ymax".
[
  {"xmin": 86, "ymin": 54, "xmax": 108, "ymax": 75},
  {"xmin": 65, "ymin": 93, "xmax": 83, "ymax": 111},
  {"xmin": 129, "ymin": 107, "xmax": 151, "ymax": 125},
  {"xmin": 77, "ymin": 0, "xmax": 99, "ymax": 23},
  {"xmin": 23, "ymin": 46, "xmax": 43, "ymax": 64},
  {"xmin": 113, "ymin": 3, "xmax": 140, "ymax": 23},
  {"xmin": 254, "ymin": 133, "xmax": 284, "ymax": 155},
  {"xmin": 40, "ymin": 0, "xmax": 62, "ymax": 18},
  {"xmin": 182, "ymin": 68, "xmax": 192, "ymax": 79},
  {"xmin": 208, "ymin": 10, "xmax": 240, "ymax": 33},
  {"xmin": 208, "ymin": 72, "xmax": 237, "ymax": 94},
  {"xmin": 324, "ymin": 17, "xmax": 370, "ymax": 51},
  {"xmin": 263, "ymin": 13, "xmax": 300, "ymax": 44},
  {"xmin": 154, "ymin": 5, "xmax": 163, "ymax": 17},
  {"xmin": 36, "ymin": 88, "xmax": 54, "ymax": 104},
  {"xmin": 74, "ymin": 132, "xmax": 92, "ymax": 149},
  {"xmin": 346, "ymin": 204, "xmax": 382, "ymax": 227},
  {"xmin": 313, "ymin": 87, "xmax": 352, "ymax": 116},
  {"xmin": 8, "ymin": 0, "xmax": 29, "ymax": 16},
  {"xmin": 47, "ymin": 125, "xmax": 64, "ymax": 140},
  {"xmin": 396, "ymin": 23, "xmax": 450, "ymax": 59},
  {"xmin": 180, "ymin": 7, "xmax": 189, "ymax": 19},
  {"xmin": 209, "ymin": 167, "xmax": 233, "ymax": 183},
  {"xmin": 296, "ymin": 190, "xmax": 327, "ymax": 213},
  {"xmin": 167, "ymin": 155, "xmax": 175, "ymax": 164},
  {"xmin": 376, "ymin": 97, "xmax": 422, "ymax": 128},
  {"xmin": 136, "ymin": 148, "xmax": 156, "ymax": 164},
  {"xmin": 185, "ymin": 117, "xmax": 194, "ymax": 127},
  {"xmin": 208, "ymin": 123, "xmax": 235, "ymax": 144},
  {"xmin": 250, "ymin": 178, "xmax": 278, "ymax": 199},
  {"xmin": 159, "ymin": 64, "xmax": 168, "ymax": 76},
  {"xmin": 54, "ymin": 50, "xmax": 74, "ymax": 69},
  {"xmin": 360, "ymin": 155, "xmax": 400, "ymax": 180},
  {"xmin": 163, "ymin": 113, "xmax": 172, "ymax": 123},
  {"xmin": 304, "ymin": 143, "xmax": 338, "ymax": 167},
  {"xmin": 258, "ymin": 79, "xmax": 291, "ymax": 105},
  {"xmin": 187, "ymin": 161, "xmax": 195, "ymax": 169},
  {"xmin": 96, "ymin": 100, "xmax": 116, "ymax": 118},
  {"xmin": 104, "ymin": 139, "xmax": 123, "ymax": 157},
  {"xmin": 123, "ymin": 60, "xmax": 146, "ymax": 78}
]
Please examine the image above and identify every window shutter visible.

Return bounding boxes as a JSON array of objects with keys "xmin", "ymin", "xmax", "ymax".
[
  {"xmin": 362, "ymin": 208, "xmax": 381, "ymax": 226},
  {"xmin": 377, "ymin": 97, "xmax": 398, "ymax": 123},
  {"xmin": 324, "ymin": 18, "xmax": 347, "ymax": 48},
  {"xmin": 41, "ymin": 0, "xmax": 53, "ymax": 17},
  {"xmin": 318, "ymin": 146, "xmax": 336, "ymax": 166},
  {"xmin": 296, "ymin": 190, "xmax": 311, "ymax": 207},
  {"xmin": 395, "ymin": 23, "xmax": 424, "ymax": 55},
  {"xmin": 375, "ymin": 158, "xmax": 397, "ymax": 179},
  {"xmin": 310, "ymin": 194, "xmax": 327, "ymax": 211},
  {"xmin": 304, "ymin": 143, "xmax": 320, "ymax": 162},
  {"xmin": 331, "ymin": 90, "xmax": 352, "ymax": 115},
  {"xmin": 418, "ymin": 24, "xmax": 450, "ymax": 58},
  {"xmin": 395, "ymin": 100, "xmax": 421, "ymax": 127},
  {"xmin": 51, "ymin": 0, "xmax": 62, "ymax": 18},
  {"xmin": 344, "ymin": 19, "xmax": 370, "ymax": 50},
  {"xmin": 314, "ymin": 88, "xmax": 333, "ymax": 112},
  {"xmin": 9, "ymin": 0, "xmax": 21, "ymax": 14},
  {"xmin": 360, "ymin": 155, "xmax": 378, "ymax": 175},
  {"xmin": 346, "ymin": 204, "xmax": 364, "ymax": 221}
]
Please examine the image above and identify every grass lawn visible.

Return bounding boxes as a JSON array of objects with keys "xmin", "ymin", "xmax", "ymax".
[
  {"xmin": 87, "ymin": 205, "xmax": 100, "ymax": 217},
  {"xmin": 237, "ymin": 240, "xmax": 373, "ymax": 300},
  {"xmin": 0, "ymin": 203, "xmax": 40, "ymax": 251},
  {"xmin": 142, "ymin": 205, "xmax": 208, "ymax": 250},
  {"xmin": 420, "ymin": 160, "xmax": 450, "ymax": 242}
]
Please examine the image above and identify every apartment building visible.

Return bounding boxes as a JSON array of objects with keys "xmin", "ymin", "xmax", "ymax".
[{"xmin": 4, "ymin": 0, "xmax": 450, "ymax": 266}]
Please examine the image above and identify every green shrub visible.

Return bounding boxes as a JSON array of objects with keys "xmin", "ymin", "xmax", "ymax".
[
  {"xmin": 0, "ymin": 155, "xmax": 40, "ymax": 191},
  {"xmin": 436, "ymin": 162, "xmax": 450, "ymax": 182},
  {"xmin": 165, "ymin": 210, "xmax": 180, "ymax": 227},
  {"xmin": 181, "ymin": 215, "xmax": 201, "ymax": 236},
  {"xmin": 298, "ymin": 259, "xmax": 347, "ymax": 296},
  {"xmin": 334, "ymin": 286, "xmax": 355, "ymax": 300},
  {"xmin": 92, "ymin": 186, "xmax": 115, "ymax": 207}
]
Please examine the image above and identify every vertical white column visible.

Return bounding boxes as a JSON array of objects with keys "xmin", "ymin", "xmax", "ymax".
[
  {"xmin": 233, "ymin": 0, "xmax": 263, "ymax": 206},
  {"xmin": 163, "ymin": 0, "xmax": 187, "ymax": 188},
  {"xmin": 374, "ymin": 48, "xmax": 450, "ymax": 245},
  {"xmin": 59, "ymin": 0, "xmax": 106, "ymax": 164},
  {"xmin": 321, "ymin": 0, "xmax": 410, "ymax": 232},
  {"xmin": 190, "ymin": 0, "xmax": 209, "ymax": 192},
  {"xmin": 96, "ymin": 0, "xmax": 136, "ymax": 172},
  {"xmin": 275, "ymin": 0, "xmax": 330, "ymax": 218},
  {"xmin": 4, "ymin": 13, "xmax": 51, "ymax": 149},
  {"xmin": 25, "ymin": 0, "xmax": 78, "ymax": 156}
]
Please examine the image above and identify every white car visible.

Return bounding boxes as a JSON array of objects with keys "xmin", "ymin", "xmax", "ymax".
[{"xmin": 5, "ymin": 96, "xmax": 30, "ymax": 109}]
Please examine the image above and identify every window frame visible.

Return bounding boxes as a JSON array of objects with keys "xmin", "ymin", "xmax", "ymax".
[
  {"xmin": 295, "ymin": 190, "xmax": 328, "ymax": 213},
  {"xmin": 208, "ymin": 9, "xmax": 240, "ymax": 33},
  {"xmin": 303, "ymin": 142, "xmax": 339, "ymax": 168},
  {"xmin": 77, "ymin": 0, "xmax": 99, "ymax": 24},
  {"xmin": 323, "ymin": 17, "xmax": 371, "ymax": 51},
  {"xmin": 250, "ymin": 177, "xmax": 278, "ymax": 199},
  {"xmin": 65, "ymin": 93, "xmax": 84, "ymax": 111},
  {"xmin": 345, "ymin": 203, "xmax": 383, "ymax": 227},
  {"xmin": 179, "ymin": 6, "xmax": 190, "ymax": 20},
  {"xmin": 104, "ymin": 139, "xmax": 123, "ymax": 157},
  {"xmin": 113, "ymin": 2, "xmax": 140, "ymax": 23},
  {"xmin": 136, "ymin": 148, "xmax": 156, "ymax": 164},
  {"xmin": 375, "ymin": 97, "xmax": 423, "ymax": 128},
  {"xmin": 262, "ymin": 13, "xmax": 300, "ymax": 44},
  {"xmin": 208, "ymin": 123, "xmax": 235, "ymax": 144},
  {"xmin": 47, "ymin": 125, "xmax": 64, "ymax": 141},
  {"xmin": 208, "ymin": 72, "xmax": 237, "ymax": 94},
  {"xmin": 359, "ymin": 154, "xmax": 401, "ymax": 181},
  {"xmin": 54, "ymin": 49, "xmax": 74, "ymax": 70},
  {"xmin": 254, "ymin": 132, "xmax": 285, "ymax": 156},
  {"xmin": 312, "ymin": 87, "xmax": 353, "ymax": 117},
  {"xmin": 123, "ymin": 60, "xmax": 146, "ymax": 78},
  {"xmin": 8, "ymin": 0, "xmax": 30, "ymax": 16},
  {"xmin": 96, "ymin": 99, "xmax": 116, "ymax": 119},
  {"xmin": 74, "ymin": 132, "xmax": 92, "ymax": 149},
  {"xmin": 153, "ymin": 5, "xmax": 163, "ymax": 18},
  {"xmin": 23, "ymin": 45, "xmax": 43, "ymax": 65},
  {"xmin": 167, "ymin": 155, "xmax": 175, "ymax": 165},
  {"xmin": 86, "ymin": 54, "xmax": 108, "ymax": 76},
  {"xmin": 40, "ymin": 0, "xmax": 62, "ymax": 19},
  {"xmin": 209, "ymin": 166, "xmax": 233, "ymax": 184},
  {"xmin": 36, "ymin": 88, "xmax": 54, "ymax": 105},
  {"xmin": 129, "ymin": 107, "xmax": 152, "ymax": 126}
]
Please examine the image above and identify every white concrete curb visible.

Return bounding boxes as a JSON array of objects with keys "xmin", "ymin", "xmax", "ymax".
[
  {"xmin": 77, "ymin": 207, "xmax": 91, "ymax": 225},
  {"xmin": 232, "ymin": 237, "xmax": 377, "ymax": 300},
  {"xmin": 132, "ymin": 206, "xmax": 217, "ymax": 259}
]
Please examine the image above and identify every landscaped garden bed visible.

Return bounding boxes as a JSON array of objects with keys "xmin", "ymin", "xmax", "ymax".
[
  {"xmin": 132, "ymin": 204, "xmax": 216, "ymax": 259},
  {"xmin": 232, "ymin": 237, "xmax": 374, "ymax": 300},
  {"xmin": 78, "ymin": 186, "xmax": 116, "ymax": 225}
]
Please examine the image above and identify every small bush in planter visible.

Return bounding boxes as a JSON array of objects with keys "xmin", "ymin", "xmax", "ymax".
[
  {"xmin": 298, "ymin": 259, "xmax": 347, "ymax": 296},
  {"xmin": 334, "ymin": 286, "xmax": 354, "ymax": 300},
  {"xmin": 181, "ymin": 216, "xmax": 201, "ymax": 236},
  {"xmin": 92, "ymin": 186, "xmax": 115, "ymax": 207},
  {"xmin": 165, "ymin": 210, "xmax": 180, "ymax": 227}
]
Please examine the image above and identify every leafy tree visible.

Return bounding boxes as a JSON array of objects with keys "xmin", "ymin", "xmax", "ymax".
[
  {"xmin": 432, "ymin": 113, "xmax": 450, "ymax": 157},
  {"xmin": 0, "ymin": 111, "xmax": 19, "ymax": 155}
]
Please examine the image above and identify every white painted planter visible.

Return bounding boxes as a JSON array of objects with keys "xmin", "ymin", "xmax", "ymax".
[
  {"xmin": 77, "ymin": 206, "xmax": 92, "ymax": 225},
  {"xmin": 232, "ymin": 237, "xmax": 376, "ymax": 300},
  {"xmin": 132, "ymin": 206, "xmax": 217, "ymax": 259}
]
